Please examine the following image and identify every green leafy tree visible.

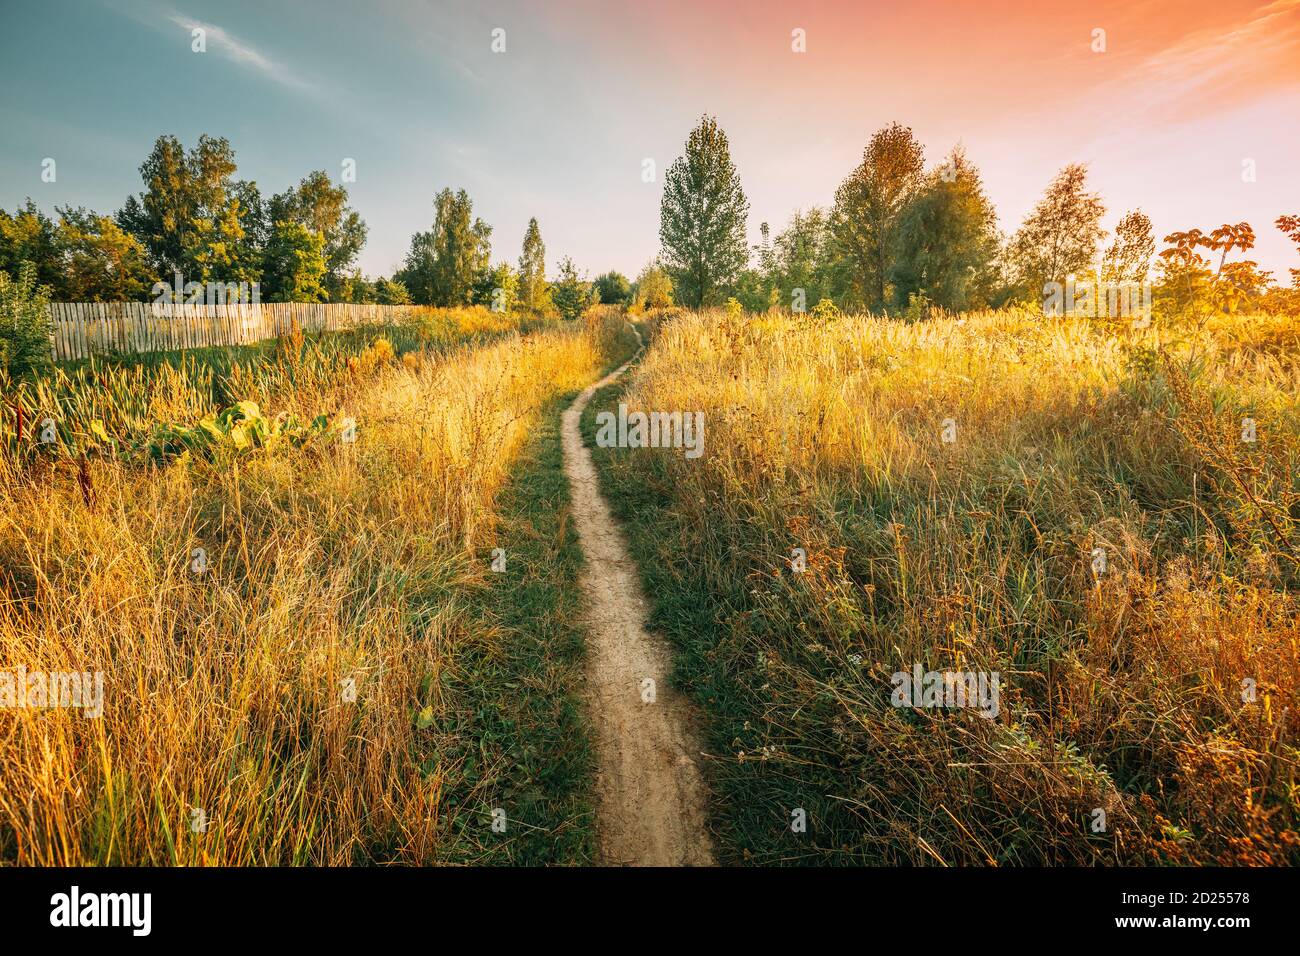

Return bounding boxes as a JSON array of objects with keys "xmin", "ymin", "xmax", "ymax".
[
  {"xmin": 1006, "ymin": 163, "xmax": 1105, "ymax": 303},
  {"xmin": 262, "ymin": 221, "xmax": 327, "ymax": 303},
  {"xmin": 269, "ymin": 171, "xmax": 367, "ymax": 301},
  {"xmin": 0, "ymin": 262, "xmax": 53, "ymax": 379},
  {"xmin": 659, "ymin": 115, "xmax": 750, "ymax": 307},
  {"xmin": 517, "ymin": 217, "xmax": 549, "ymax": 312},
  {"xmin": 593, "ymin": 271, "xmax": 631, "ymax": 304},
  {"xmin": 632, "ymin": 262, "xmax": 674, "ymax": 310},
  {"xmin": 397, "ymin": 188, "xmax": 491, "ymax": 306},
  {"xmin": 889, "ymin": 149, "xmax": 1000, "ymax": 312},
  {"xmin": 473, "ymin": 262, "xmax": 519, "ymax": 312},
  {"xmin": 181, "ymin": 193, "xmax": 261, "ymax": 290},
  {"xmin": 57, "ymin": 207, "xmax": 153, "ymax": 301},
  {"xmin": 375, "ymin": 277, "xmax": 412, "ymax": 305},
  {"xmin": 773, "ymin": 207, "xmax": 837, "ymax": 311},
  {"xmin": 550, "ymin": 256, "xmax": 592, "ymax": 321},
  {"xmin": 346, "ymin": 273, "xmax": 376, "ymax": 304},
  {"xmin": 0, "ymin": 200, "xmax": 62, "ymax": 291},
  {"xmin": 731, "ymin": 268, "xmax": 777, "ymax": 313},
  {"xmin": 119, "ymin": 135, "xmax": 262, "ymax": 284},
  {"xmin": 831, "ymin": 122, "xmax": 925, "ymax": 311}
]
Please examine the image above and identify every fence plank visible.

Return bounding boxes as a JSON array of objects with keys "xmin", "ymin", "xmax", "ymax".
[{"xmin": 42, "ymin": 300, "xmax": 423, "ymax": 361}]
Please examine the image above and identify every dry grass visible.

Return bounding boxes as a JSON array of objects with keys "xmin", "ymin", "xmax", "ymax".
[
  {"xmin": 593, "ymin": 307, "xmax": 1300, "ymax": 864},
  {"xmin": 0, "ymin": 308, "xmax": 625, "ymax": 865}
]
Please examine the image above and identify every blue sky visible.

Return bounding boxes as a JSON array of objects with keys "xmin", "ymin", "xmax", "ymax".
[
  {"xmin": 2, "ymin": 0, "xmax": 1299, "ymax": 281},
  {"xmin": 0, "ymin": 0, "xmax": 682, "ymax": 279}
]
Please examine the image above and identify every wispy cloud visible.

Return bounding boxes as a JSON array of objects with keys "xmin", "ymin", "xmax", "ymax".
[
  {"xmin": 1111, "ymin": 0, "xmax": 1300, "ymax": 120},
  {"xmin": 166, "ymin": 12, "xmax": 310, "ymax": 92},
  {"xmin": 104, "ymin": 0, "xmax": 316, "ymax": 95}
]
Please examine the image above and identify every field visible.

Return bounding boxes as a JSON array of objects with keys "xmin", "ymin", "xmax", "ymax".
[
  {"xmin": 2, "ymin": 300, "xmax": 1298, "ymax": 868},
  {"xmin": 0, "ymin": 306, "xmax": 637, "ymax": 864},
  {"xmin": 584, "ymin": 306, "xmax": 1300, "ymax": 865}
]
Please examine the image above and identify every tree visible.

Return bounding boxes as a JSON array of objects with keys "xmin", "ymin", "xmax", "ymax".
[
  {"xmin": 397, "ymin": 188, "xmax": 491, "ymax": 306},
  {"xmin": 632, "ymin": 262, "xmax": 674, "ymax": 310},
  {"xmin": 1102, "ymin": 209, "xmax": 1155, "ymax": 285},
  {"xmin": 57, "ymin": 207, "xmax": 153, "ymax": 301},
  {"xmin": 830, "ymin": 122, "xmax": 925, "ymax": 311},
  {"xmin": 731, "ymin": 268, "xmax": 777, "ymax": 313},
  {"xmin": 1277, "ymin": 215, "xmax": 1300, "ymax": 284},
  {"xmin": 1155, "ymin": 223, "xmax": 1270, "ymax": 320},
  {"xmin": 593, "ymin": 271, "xmax": 631, "ymax": 304},
  {"xmin": 0, "ymin": 262, "xmax": 53, "ymax": 379},
  {"xmin": 119, "ymin": 134, "xmax": 261, "ymax": 284},
  {"xmin": 773, "ymin": 207, "xmax": 837, "ymax": 311},
  {"xmin": 262, "ymin": 221, "xmax": 327, "ymax": 303},
  {"xmin": 375, "ymin": 277, "xmax": 411, "ymax": 305},
  {"xmin": 0, "ymin": 200, "xmax": 62, "ymax": 292},
  {"xmin": 1206, "ymin": 222, "xmax": 1270, "ymax": 314},
  {"xmin": 889, "ymin": 149, "xmax": 1000, "ymax": 312},
  {"xmin": 1156, "ymin": 229, "xmax": 1213, "ymax": 319},
  {"xmin": 345, "ymin": 273, "xmax": 376, "ymax": 304},
  {"xmin": 550, "ymin": 257, "xmax": 592, "ymax": 320},
  {"xmin": 269, "ymin": 171, "xmax": 367, "ymax": 301},
  {"xmin": 473, "ymin": 262, "xmax": 519, "ymax": 313},
  {"xmin": 181, "ymin": 192, "xmax": 261, "ymax": 288},
  {"xmin": 1006, "ymin": 163, "xmax": 1105, "ymax": 303},
  {"xmin": 517, "ymin": 217, "xmax": 549, "ymax": 312},
  {"xmin": 659, "ymin": 115, "xmax": 750, "ymax": 307}
]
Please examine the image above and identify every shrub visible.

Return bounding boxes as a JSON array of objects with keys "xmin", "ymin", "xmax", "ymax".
[
  {"xmin": 810, "ymin": 297, "xmax": 841, "ymax": 321},
  {"xmin": 0, "ymin": 263, "xmax": 53, "ymax": 379}
]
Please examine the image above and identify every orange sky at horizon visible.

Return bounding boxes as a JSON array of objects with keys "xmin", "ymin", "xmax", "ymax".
[{"xmin": 556, "ymin": 0, "xmax": 1300, "ymax": 277}]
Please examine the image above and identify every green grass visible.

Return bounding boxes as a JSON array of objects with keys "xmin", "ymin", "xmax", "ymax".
[
  {"xmin": 442, "ymin": 391, "xmax": 597, "ymax": 864},
  {"xmin": 577, "ymin": 325, "xmax": 802, "ymax": 865},
  {"xmin": 440, "ymin": 328, "xmax": 640, "ymax": 865},
  {"xmin": 578, "ymin": 377, "xmax": 771, "ymax": 864}
]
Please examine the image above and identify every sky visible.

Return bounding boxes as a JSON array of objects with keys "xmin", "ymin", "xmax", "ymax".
[{"xmin": 1, "ymin": 0, "xmax": 1298, "ymax": 281}]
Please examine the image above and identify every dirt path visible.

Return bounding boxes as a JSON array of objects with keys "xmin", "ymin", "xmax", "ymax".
[{"xmin": 561, "ymin": 334, "xmax": 715, "ymax": 866}]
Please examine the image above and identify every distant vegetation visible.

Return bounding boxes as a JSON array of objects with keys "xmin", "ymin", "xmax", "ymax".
[
  {"xmin": 0, "ymin": 134, "xmax": 602, "ymax": 325},
  {"xmin": 654, "ymin": 114, "xmax": 1300, "ymax": 321}
]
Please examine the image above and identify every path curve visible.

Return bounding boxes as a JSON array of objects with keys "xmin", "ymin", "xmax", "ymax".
[{"xmin": 562, "ymin": 329, "xmax": 715, "ymax": 866}]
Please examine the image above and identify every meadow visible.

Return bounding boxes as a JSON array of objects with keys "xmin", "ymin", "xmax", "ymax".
[
  {"xmin": 584, "ymin": 305, "xmax": 1300, "ymax": 865},
  {"xmin": 0, "ymin": 305, "xmax": 636, "ymax": 865},
  {"xmin": 4, "ymin": 292, "xmax": 1298, "ymax": 867}
]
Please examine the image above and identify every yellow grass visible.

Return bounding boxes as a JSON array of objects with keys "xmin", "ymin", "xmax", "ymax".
[
  {"xmin": 0, "ymin": 313, "xmax": 621, "ymax": 865},
  {"xmin": 606, "ymin": 307, "xmax": 1299, "ymax": 864}
]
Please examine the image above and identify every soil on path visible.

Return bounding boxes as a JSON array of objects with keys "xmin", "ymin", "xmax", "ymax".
[{"xmin": 560, "ymin": 338, "xmax": 715, "ymax": 866}]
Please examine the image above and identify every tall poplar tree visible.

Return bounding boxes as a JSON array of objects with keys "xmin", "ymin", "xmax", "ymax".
[{"xmin": 659, "ymin": 116, "xmax": 750, "ymax": 308}]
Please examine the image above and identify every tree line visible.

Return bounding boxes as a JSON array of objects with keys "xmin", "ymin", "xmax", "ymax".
[
  {"xmin": 656, "ymin": 115, "xmax": 1300, "ymax": 318},
  {"xmin": 1, "ymin": 135, "xmax": 374, "ymax": 304},
  {"xmin": 0, "ymin": 133, "xmax": 635, "ymax": 317}
]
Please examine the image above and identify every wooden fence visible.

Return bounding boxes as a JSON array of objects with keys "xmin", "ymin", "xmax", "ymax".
[{"xmin": 47, "ymin": 302, "xmax": 424, "ymax": 362}]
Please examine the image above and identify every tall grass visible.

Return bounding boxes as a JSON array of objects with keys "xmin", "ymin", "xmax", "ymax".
[
  {"xmin": 0, "ymin": 307, "xmax": 630, "ymax": 865},
  {"xmin": 588, "ymin": 307, "xmax": 1300, "ymax": 865}
]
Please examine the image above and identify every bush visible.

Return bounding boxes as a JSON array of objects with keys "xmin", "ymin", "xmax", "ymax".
[
  {"xmin": 810, "ymin": 297, "xmax": 841, "ymax": 321},
  {"xmin": 550, "ymin": 256, "xmax": 593, "ymax": 322},
  {"xmin": 0, "ymin": 262, "xmax": 53, "ymax": 378}
]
